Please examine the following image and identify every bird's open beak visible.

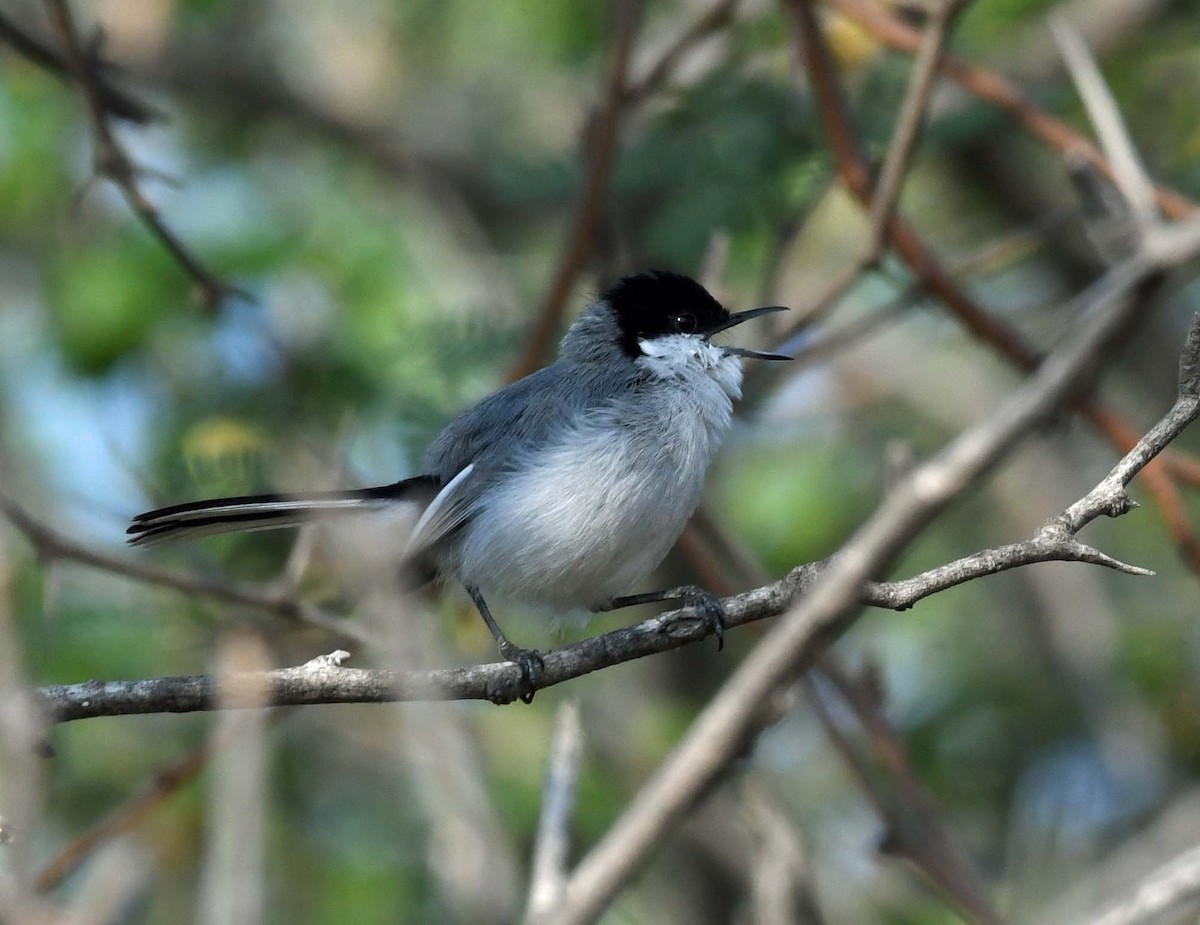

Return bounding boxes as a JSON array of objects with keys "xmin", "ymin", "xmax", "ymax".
[{"xmin": 707, "ymin": 305, "xmax": 791, "ymax": 361}]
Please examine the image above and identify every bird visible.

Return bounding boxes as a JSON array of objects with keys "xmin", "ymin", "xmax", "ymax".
[{"xmin": 128, "ymin": 270, "xmax": 790, "ymax": 702}]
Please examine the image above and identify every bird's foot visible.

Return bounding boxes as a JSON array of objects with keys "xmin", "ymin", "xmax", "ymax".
[
  {"xmin": 492, "ymin": 641, "xmax": 544, "ymax": 704},
  {"xmin": 678, "ymin": 586, "xmax": 726, "ymax": 651}
]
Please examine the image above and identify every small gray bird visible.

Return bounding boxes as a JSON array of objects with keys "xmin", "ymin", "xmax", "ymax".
[{"xmin": 128, "ymin": 271, "xmax": 789, "ymax": 701}]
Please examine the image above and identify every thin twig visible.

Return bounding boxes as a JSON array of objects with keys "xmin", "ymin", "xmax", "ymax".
[
  {"xmin": 863, "ymin": 0, "xmax": 971, "ymax": 259},
  {"xmin": 810, "ymin": 663, "xmax": 1004, "ymax": 925},
  {"xmin": 36, "ymin": 740, "xmax": 214, "ymax": 892},
  {"xmin": 622, "ymin": 0, "xmax": 742, "ymax": 103},
  {"xmin": 43, "ymin": 0, "xmax": 243, "ymax": 310},
  {"xmin": 741, "ymin": 783, "xmax": 829, "ymax": 925},
  {"xmin": 0, "ymin": 8, "xmax": 160, "ymax": 123}
]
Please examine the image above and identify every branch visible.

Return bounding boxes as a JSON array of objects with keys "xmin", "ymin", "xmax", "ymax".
[
  {"xmin": 807, "ymin": 663, "xmax": 1003, "ymax": 925},
  {"xmin": 862, "ymin": 0, "xmax": 970, "ymax": 259},
  {"xmin": 622, "ymin": 0, "xmax": 741, "ymax": 104},
  {"xmin": 1050, "ymin": 17, "xmax": 1158, "ymax": 235},
  {"xmin": 773, "ymin": 0, "xmax": 967, "ymax": 344},
  {"xmin": 43, "ymin": 0, "xmax": 245, "ymax": 310},
  {"xmin": 0, "ymin": 8, "xmax": 160, "ymax": 123},
  {"xmin": 1071, "ymin": 842, "xmax": 1200, "ymax": 925},
  {"xmin": 36, "ymin": 738, "xmax": 213, "ymax": 892}
]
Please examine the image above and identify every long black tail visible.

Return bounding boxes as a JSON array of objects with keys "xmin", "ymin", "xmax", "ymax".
[{"xmin": 127, "ymin": 476, "xmax": 438, "ymax": 547}]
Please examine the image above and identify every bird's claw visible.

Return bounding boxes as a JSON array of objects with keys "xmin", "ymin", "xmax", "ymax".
[
  {"xmin": 681, "ymin": 587, "xmax": 726, "ymax": 651},
  {"xmin": 495, "ymin": 641, "xmax": 544, "ymax": 704}
]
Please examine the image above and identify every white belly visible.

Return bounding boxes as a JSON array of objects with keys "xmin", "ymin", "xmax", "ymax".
[{"xmin": 455, "ymin": 394, "xmax": 729, "ymax": 609}]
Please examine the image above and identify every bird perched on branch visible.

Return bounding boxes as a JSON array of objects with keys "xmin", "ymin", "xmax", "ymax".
[{"xmin": 129, "ymin": 270, "xmax": 789, "ymax": 702}]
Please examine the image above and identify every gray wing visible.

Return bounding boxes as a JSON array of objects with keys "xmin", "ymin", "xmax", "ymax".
[
  {"xmin": 412, "ymin": 364, "xmax": 591, "ymax": 550},
  {"xmin": 421, "ymin": 364, "xmax": 588, "ymax": 484}
]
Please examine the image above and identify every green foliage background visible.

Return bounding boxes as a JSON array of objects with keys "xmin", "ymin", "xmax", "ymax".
[{"xmin": 1, "ymin": 0, "xmax": 1199, "ymax": 922}]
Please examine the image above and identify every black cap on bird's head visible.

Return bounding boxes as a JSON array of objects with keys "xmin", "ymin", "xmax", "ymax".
[{"xmin": 602, "ymin": 270, "xmax": 791, "ymax": 361}]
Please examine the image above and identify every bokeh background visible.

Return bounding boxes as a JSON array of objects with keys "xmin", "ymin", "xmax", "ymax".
[{"xmin": 2, "ymin": 0, "xmax": 1200, "ymax": 922}]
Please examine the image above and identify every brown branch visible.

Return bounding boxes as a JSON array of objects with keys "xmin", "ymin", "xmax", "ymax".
[
  {"xmin": 506, "ymin": 0, "xmax": 644, "ymax": 381},
  {"xmin": 826, "ymin": 0, "xmax": 1197, "ymax": 221},
  {"xmin": 35, "ymin": 739, "xmax": 214, "ymax": 892},
  {"xmin": 43, "ymin": 0, "xmax": 244, "ymax": 310}
]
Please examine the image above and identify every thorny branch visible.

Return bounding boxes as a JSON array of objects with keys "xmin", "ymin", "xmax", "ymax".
[{"xmin": 42, "ymin": 0, "xmax": 243, "ymax": 309}]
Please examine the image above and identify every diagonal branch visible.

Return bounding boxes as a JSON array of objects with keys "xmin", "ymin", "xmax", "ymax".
[
  {"xmin": 863, "ymin": 0, "xmax": 970, "ymax": 259},
  {"xmin": 1051, "ymin": 17, "xmax": 1158, "ymax": 235},
  {"xmin": 0, "ymin": 8, "xmax": 160, "ymax": 124},
  {"xmin": 622, "ymin": 0, "xmax": 742, "ymax": 104},
  {"xmin": 776, "ymin": 0, "xmax": 970, "ymax": 343},
  {"xmin": 808, "ymin": 662, "xmax": 1003, "ymax": 925}
]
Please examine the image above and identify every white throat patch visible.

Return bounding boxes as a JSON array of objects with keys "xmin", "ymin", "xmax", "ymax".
[{"xmin": 637, "ymin": 334, "xmax": 743, "ymax": 398}]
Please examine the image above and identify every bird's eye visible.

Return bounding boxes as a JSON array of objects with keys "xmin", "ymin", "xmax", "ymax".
[{"xmin": 671, "ymin": 312, "xmax": 697, "ymax": 334}]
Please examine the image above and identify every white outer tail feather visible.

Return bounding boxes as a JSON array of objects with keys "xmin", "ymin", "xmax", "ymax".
[{"xmin": 128, "ymin": 495, "xmax": 409, "ymax": 547}]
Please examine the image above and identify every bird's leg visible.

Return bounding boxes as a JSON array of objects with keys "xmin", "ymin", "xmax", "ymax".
[
  {"xmin": 465, "ymin": 584, "xmax": 543, "ymax": 704},
  {"xmin": 602, "ymin": 585, "xmax": 726, "ymax": 651}
]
